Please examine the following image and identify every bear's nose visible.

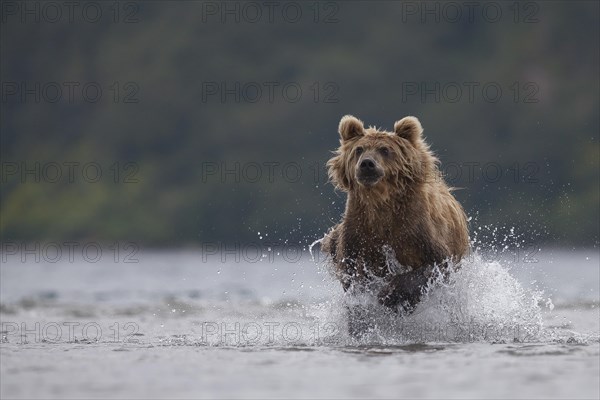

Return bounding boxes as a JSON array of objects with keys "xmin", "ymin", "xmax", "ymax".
[{"xmin": 359, "ymin": 158, "xmax": 376, "ymax": 171}]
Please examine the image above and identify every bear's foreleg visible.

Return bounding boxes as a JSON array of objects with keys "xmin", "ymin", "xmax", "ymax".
[{"xmin": 377, "ymin": 266, "xmax": 434, "ymax": 312}]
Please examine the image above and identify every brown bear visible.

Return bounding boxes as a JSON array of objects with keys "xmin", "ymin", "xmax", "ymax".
[{"xmin": 321, "ymin": 115, "xmax": 469, "ymax": 320}]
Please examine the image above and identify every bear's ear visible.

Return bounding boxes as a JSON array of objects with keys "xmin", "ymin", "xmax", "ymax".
[
  {"xmin": 394, "ymin": 116, "xmax": 423, "ymax": 143},
  {"xmin": 338, "ymin": 115, "xmax": 365, "ymax": 141}
]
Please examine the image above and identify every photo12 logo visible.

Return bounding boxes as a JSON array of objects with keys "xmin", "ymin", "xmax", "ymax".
[
  {"xmin": 401, "ymin": 81, "xmax": 540, "ymax": 104},
  {"xmin": 200, "ymin": 81, "xmax": 339, "ymax": 104},
  {"xmin": 1, "ymin": 242, "xmax": 140, "ymax": 264},
  {"xmin": 0, "ymin": 1, "xmax": 141, "ymax": 24},
  {"xmin": 440, "ymin": 161, "xmax": 540, "ymax": 185},
  {"xmin": 1, "ymin": 81, "xmax": 140, "ymax": 104},
  {"xmin": 199, "ymin": 242, "xmax": 324, "ymax": 264},
  {"xmin": 197, "ymin": 321, "xmax": 340, "ymax": 345},
  {"xmin": 199, "ymin": 1, "xmax": 340, "ymax": 24},
  {"xmin": 200, "ymin": 161, "xmax": 320, "ymax": 184},
  {"xmin": 1, "ymin": 161, "xmax": 140, "ymax": 184},
  {"xmin": 1, "ymin": 322, "xmax": 141, "ymax": 344},
  {"xmin": 399, "ymin": 2, "xmax": 540, "ymax": 24}
]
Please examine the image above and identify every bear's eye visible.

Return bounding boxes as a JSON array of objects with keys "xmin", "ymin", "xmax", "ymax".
[
  {"xmin": 355, "ymin": 147, "xmax": 364, "ymax": 156},
  {"xmin": 379, "ymin": 147, "xmax": 390, "ymax": 156}
]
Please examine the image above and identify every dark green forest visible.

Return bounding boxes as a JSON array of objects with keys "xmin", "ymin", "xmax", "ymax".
[{"xmin": 1, "ymin": 1, "xmax": 598, "ymax": 247}]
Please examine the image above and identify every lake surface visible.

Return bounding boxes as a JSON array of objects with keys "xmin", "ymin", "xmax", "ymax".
[{"xmin": 1, "ymin": 248, "xmax": 598, "ymax": 399}]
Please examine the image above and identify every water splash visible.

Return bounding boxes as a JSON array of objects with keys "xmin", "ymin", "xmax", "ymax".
[
  {"xmin": 306, "ymin": 252, "xmax": 545, "ymax": 344},
  {"xmin": 308, "ymin": 237, "xmax": 323, "ymax": 262}
]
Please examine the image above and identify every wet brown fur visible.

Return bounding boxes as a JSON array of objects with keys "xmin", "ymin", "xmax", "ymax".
[{"xmin": 322, "ymin": 115, "xmax": 469, "ymax": 311}]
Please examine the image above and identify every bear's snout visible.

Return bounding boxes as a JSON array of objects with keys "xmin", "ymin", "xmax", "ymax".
[
  {"xmin": 356, "ymin": 157, "xmax": 383, "ymax": 186},
  {"xmin": 360, "ymin": 158, "xmax": 377, "ymax": 171}
]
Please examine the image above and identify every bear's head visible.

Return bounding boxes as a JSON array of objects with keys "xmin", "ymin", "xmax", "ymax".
[{"xmin": 327, "ymin": 115, "xmax": 437, "ymax": 197}]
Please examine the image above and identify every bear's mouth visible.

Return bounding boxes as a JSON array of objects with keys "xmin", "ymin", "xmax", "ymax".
[{"xmin": 356, "ymin": 171, "xmax": 383, "ymax": 187}]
